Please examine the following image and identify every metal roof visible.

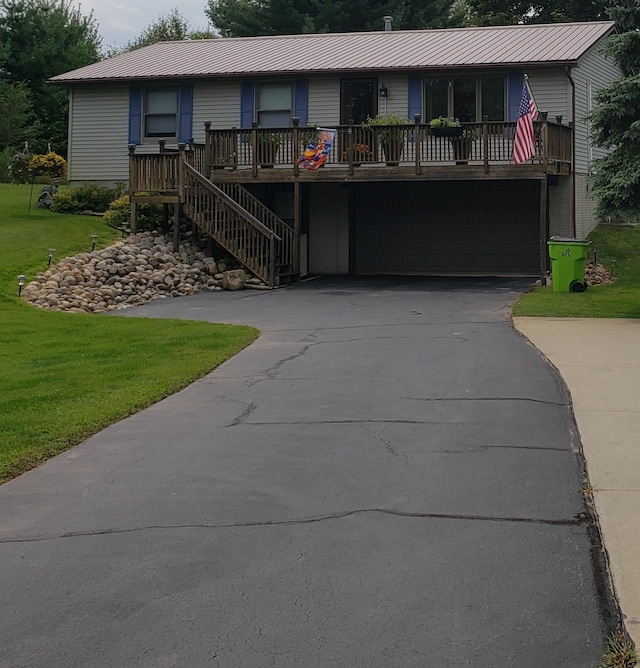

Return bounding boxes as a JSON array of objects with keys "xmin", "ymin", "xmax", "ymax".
[{"xmin": 50, "ymin": 21, "xmax": 615, "ymax": 84}]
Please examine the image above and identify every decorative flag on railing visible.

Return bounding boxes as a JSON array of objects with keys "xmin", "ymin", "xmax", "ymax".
[
  {"xmin": 512, "ymin": 77, "xmax": 539, "ymax": 164},
  {"xmin": 298, "ymin": 128, "xmax": 336, "ymax": 170}
]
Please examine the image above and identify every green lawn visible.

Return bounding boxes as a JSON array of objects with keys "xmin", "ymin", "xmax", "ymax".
[
  {"xmin": 513, "ymin": 224, "xmax": 640, "ymax": 318},
  {"xmin": 0, "ymin": 184, "xmax": 258, "ymax": 482}
]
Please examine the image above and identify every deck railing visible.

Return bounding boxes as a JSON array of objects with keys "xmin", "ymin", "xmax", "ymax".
[{"xmin": 202, "ymin": 117, "xmax": 572, "ymax": 174}]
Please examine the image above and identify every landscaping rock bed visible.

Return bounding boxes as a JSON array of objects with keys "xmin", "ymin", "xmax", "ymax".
[{"xmin": 22, "ymin": 231, "xmax": 267, "ymax": 314}]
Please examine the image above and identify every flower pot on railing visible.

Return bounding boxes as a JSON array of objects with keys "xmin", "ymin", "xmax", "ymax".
[
  {"xmin": 366, "ymin": 113, "xmax": 410, "ymax": 166},
  {"xmin": 381, "ymin": 141, "xmax": 404, "ymax": 166},
  {"xmin": 450, "ymin": 129, "xmax": 476, "ymax": 165},
  {"xmin": 432, "ymin": 126, "xmax": 464, "ymax": 138},
  {"xmin": 257, "ymin": 142, "xmax": 279, "ymax": 168},
  {"xmin": 430, "ymin": 116, "xmax": 464, "ymax": 138}
]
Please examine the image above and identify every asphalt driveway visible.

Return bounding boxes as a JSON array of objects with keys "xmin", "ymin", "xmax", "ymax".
[{"xmin": 0, "ymin": 277, "xmax": 614, "ymax": 666}]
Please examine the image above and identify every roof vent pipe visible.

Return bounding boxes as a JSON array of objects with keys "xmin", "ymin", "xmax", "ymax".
[{"xmin": 383, "ymin": 16, "xmax": 393, "ymax": 31}]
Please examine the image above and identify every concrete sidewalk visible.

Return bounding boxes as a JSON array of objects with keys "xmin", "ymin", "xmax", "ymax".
[{"xmin": 514, "ymin": 317, "xmax": 640, "ymax": 649}]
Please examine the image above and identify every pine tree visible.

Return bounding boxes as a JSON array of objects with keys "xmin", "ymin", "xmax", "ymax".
[{"xmin": 589, "ymin": 1, "xmax": 640, "ymax": 221}]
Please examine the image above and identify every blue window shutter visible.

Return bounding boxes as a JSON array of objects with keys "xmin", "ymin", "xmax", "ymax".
[
  {"xmin": 408, "ymin": 76, "xmax": 422, "ymax": 121},
  {"xmin": 507, "ymin": 71, "xmax": 523, "ymax": 122},
  {"xmin": 293, "ymin": 80, "xmax": 309, "ymax": 125},
  {"xmin": 178, "ymin": 84, "xmax": 193, "ymax": 143},
  {"xmin": 128, "ymin": 87, "xmax": 142, "ymax": 145},
  {"xmin": 240, "ymin": 81, "xmax": 255, "ymax": 128}
]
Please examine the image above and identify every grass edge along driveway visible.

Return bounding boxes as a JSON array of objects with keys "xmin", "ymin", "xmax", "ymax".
[{"xmin": 0, "ymin": 183, "xmax": 258, "ymax": 483}]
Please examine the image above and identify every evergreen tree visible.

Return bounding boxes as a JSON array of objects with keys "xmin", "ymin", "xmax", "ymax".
[
  {"xmin": 589, "ymin": 1, "xmax": 640, "ymax": 221},
  {"xmin": 0, "ymin": 82, "xmax": 36, "ymax": 151},
  {"xmin": 205, "ymin": 0, "xmax": 457, "ymax": 37},
  {"xmin": 466, "ymin": 0, "xmax": 608, "ymax": 26},
  {"xmin": 0, "ymin": 0, "xmax": 101, "ymax": 153}
]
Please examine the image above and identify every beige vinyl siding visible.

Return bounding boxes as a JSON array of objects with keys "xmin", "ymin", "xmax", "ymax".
[
  {"xmin": 574, "ymin": 174, "xmax": 598, "ymax": 239},
  {"xmin": 527, "ymin": 70, "xmax": 570, "ymax": 121},
  {"xmin": 378, "ymin": 74, "xmax": 409, "ymax": 118},
  {"xmin": 573, "ymin": 41, "xmax": 622, "ymax": 173},
  {"xmin": 68, "ymin": 85, "xmax": 129, "ymax": 185},
  {"xmin": 572, "ymin": 39, "xmax": 622, "ymax": 235},
  {"xmin": 308, "ymin": 78, "xmax": 340, "ymax": 126},
  {"xmin": 193, "ymin": 81, "xmax": 240, "ymax": 137},
  {"xmin": 548, "ymin": 176, "xmax": 573, "ymax": 237}
]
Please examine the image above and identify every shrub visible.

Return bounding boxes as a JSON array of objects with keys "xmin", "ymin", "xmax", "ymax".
[
  {"xmin": 0, "ymin": 147, "xmax": 15, "ymax": 183},
  {"xmin": 9, "ymin": 151, "xmax": 31, "ymax": 183},
  {"xmin": 50, "ymin": 183, "xmax": 125, "ymax": 214},
  {"xmin": 104, "ymin": 194, "xmax": 164, "ymax": 231}
]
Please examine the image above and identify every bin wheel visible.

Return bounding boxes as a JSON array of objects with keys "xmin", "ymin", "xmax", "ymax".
[{"xmin": 571, "ymin": 281, "xmax": 587, "ymax": 293}]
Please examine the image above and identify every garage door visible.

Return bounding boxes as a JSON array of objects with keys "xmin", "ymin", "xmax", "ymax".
[{"xmin": 355, "ymin": 181, "xmax": 541, "ymax": 275}]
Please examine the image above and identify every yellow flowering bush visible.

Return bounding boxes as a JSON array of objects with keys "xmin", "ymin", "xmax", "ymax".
[{"xmin": 28, "ymin": 152, "xmax": 67, "ymax": 178}]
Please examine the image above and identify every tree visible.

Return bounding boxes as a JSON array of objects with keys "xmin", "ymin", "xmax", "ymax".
[
  {"xmin": 0, "ymin": 82, "xmax": 36, "ymax": 151},
  {"xmin": 205, "ymin": 0, "xmax": 458, "ymax": 37},
  {"xmin": 466, "ymin": 0, "xmax": 609, "ymax": 25},
  {"xmin": 589, "ymin": 1, "xmax": 640, "ymax": 221},
  {"xmin": 0, "ymin": 0, "xmax": 102, "ymax": 153},
  {"xmin": 105, "ymin": 8, "xmax": 216, "ymax": 57}
]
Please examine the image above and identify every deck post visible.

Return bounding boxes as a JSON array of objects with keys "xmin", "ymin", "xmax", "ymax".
[
  {"xmin": 293, "ymin": 180, "xmax": 301, "ymax": 275},
  {"xmin": 482, "ymin": 116, "xmax": 489, "ymax": 173},
  {"xmin": 251, "ymin": 122, "xmax": 258, "ymax": 178},
  {"xmin": 128, "ymin": 144, "xmax": 137, "ymax": 233},
  {"xmin": 413, "ymin": 115, "xmax": 422, "ymax": 175},
  {"xmin": 540, "ymin": 111, "xmax": 549, "ymax": 172},
  {"xmin": 539, "ymin": 176, "xmax": 548, "ymax": 284},
  {"xmin": 348, "ymin": 121, "xmax": 354, "ymax": 176},
  {"xmin": 292, "ymin": 117, "xmax": 300, "ymax": 177},
  {"xmin": 269, "ymin": 233, "xmax": 276, "ymax": 287},
  {"xmin": 204, "ymin": 121, "xmax": 212, "ymax": 175}
]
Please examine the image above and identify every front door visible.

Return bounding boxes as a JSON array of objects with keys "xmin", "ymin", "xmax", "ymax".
[
  {"xmin": 340, "ymin": 78, "xmax": 378, "ymax": 161},
  {"xmin": 341, "ymin": 78, "xmax": 377, "ymax": 125}
]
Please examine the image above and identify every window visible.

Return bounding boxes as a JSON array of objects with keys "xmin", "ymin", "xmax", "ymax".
[
  {"xmin": 425, "ymin": 76, "xmax": 505, "ymax": 122},
  {"xmin": 144, "ymin": 89, "xmax": 178, "ymax": 138},
  {"xmin": 256, "ymin": 83, "xmax": 292, "ymax": 127}
]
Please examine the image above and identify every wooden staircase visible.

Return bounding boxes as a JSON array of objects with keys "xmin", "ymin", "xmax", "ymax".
[
  {"xmin": 182, "ymin": 164, "xmax": 295, "ymax": 285},
  {"xmin": 129, "ymin": 149, "xmax": 296, "ymax": 286}
]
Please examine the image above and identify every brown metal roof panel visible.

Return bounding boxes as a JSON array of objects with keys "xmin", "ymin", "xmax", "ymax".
[{"xmin": 50, "ymin": 21, "xmax": 615, "ymax": 83}]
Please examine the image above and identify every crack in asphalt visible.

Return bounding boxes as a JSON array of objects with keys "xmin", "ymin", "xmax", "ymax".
[
  {"xmin": 259, "ymin": 320, "xmax": 511, "ymax": 333},
  {"xmin": 398, "ymin": 396, "xmax": 569, "ymax": 407},
  {"xmin": 0, "ymin": 508, "xmax": 590, "ymax": 545}
]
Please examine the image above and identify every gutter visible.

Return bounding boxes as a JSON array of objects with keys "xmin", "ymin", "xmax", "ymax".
[{"xmin": 565, "ymin": 65, "xmax": 577, "ymax": 237}]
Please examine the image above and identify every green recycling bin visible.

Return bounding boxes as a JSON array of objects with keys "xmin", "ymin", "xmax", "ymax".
[{"xmin": 547, "ymin": 236, "xmax": 591, "ymax": 293}]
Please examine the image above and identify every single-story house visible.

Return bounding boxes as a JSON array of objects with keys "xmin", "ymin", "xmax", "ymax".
[{"xmin": 50, "ymin": 20, "xmax": 620, "ymax": 283}]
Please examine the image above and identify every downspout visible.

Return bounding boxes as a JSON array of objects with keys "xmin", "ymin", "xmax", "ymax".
[{"xmin": 565, "ymin": 65, "xmax": 577, "ymax": 237}]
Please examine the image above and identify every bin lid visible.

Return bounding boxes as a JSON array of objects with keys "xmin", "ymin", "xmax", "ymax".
[{"xmin": 549, "ymin": 235, "xmax": 589, "ymax": 244}]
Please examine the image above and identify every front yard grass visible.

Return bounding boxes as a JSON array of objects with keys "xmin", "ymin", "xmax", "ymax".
[
  {"xmin": 0, "ymin": 184, "xmax": 258, "ymax": 482},
  {"xmin": 513, "ymin": 224, "xmax": 640, "ymax": 318}
]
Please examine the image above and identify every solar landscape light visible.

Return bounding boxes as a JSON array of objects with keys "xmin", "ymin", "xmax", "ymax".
[
  {"xmin": 17, "ymin": 274, "xmax": 25, "ymax": 296},
  {"xmin": 610, "ymin": 259, "xmax": 617, "ymax": 278},
  {"xmin": 91, "ymin": 234, "xmax": 99, "ymax": 251},
  {"xmin": 47, "ymin": 247, "xmax": 56, "ymax": 266}
]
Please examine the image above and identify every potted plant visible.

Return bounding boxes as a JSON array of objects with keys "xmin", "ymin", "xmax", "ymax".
[
  {"xmin": 367, "ymin": 113, "xmax": 410, "ymax": 165},
  {"xmin": 341, "ymin": 142, "xmax": 372, "ymax": 166},
  {"xmin": 450, "ymin": 127, "xmax": 476, "ymax": 164},
  {"xmin": 429, "ymin": 116, "xmax": 464, "ymax": 138},
  {"xmin": 255, "ymin": 128, "xmax": 281, "ymax": 168}
]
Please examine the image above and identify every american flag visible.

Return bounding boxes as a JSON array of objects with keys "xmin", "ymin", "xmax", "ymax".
[{"xmin": 512, "ymin": 80, "xmax": 538, "ymax": 164}]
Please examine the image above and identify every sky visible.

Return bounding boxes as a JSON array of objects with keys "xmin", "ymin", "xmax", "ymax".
[{"xmin": 75, "ymin": 0, "xmax": 212, "ymax": 49}]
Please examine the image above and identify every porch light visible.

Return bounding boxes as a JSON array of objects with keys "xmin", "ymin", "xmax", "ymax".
[
  {"xmin": 91, "ymin": 234, "xmax": 99, "ymax": 251},
  {"xmin": 379, "ymin": 83, "xmax": 388, "ymax": 98},
  {"xmin": 47, "ymin": 247, "xmax": 56, "ymax": 266},
  {"xmin": 17, "ymin": 274, "xmax": 25, "ymax": 296}
]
